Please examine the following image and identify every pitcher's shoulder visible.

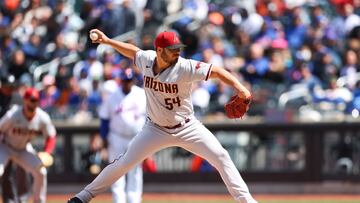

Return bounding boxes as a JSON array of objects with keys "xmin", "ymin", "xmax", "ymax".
[{"xmin": 137, "ymin": 50, "xmax": 156, "ymax": 60}]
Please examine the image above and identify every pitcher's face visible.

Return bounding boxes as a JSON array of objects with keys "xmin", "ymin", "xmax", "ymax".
[{"xmin": 160, "ymin": 48, "xmax": 181, "ymax": 64}]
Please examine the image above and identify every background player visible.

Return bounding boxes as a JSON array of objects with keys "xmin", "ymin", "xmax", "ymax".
[
  {"xmin": 67, "ymin": 29, "xmax": 257, "ymax": 203},
  {"xmin": 99, "ymin": 68, "xmax": 146, "ymax": 203},
  {"xmin": 0, "ymin": 72, "xmax": 32, "ymax": 203},
  {"xmin": 0, "ymin": 87, "xmax": 57, "ymax": 203}
]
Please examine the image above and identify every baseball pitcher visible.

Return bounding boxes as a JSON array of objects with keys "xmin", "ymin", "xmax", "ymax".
[
  {"xmin": 67, "ymin": 29, "xmax": 256, "ymax": 203},
  {"xmin": 0, "ymin": 87, "xmax": 57, "ymax": 203}
]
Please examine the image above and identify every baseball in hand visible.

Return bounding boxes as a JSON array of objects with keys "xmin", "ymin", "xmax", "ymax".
[{"xmin": 89, "ymin": 32, "xmax": 99, "ymax": 41}]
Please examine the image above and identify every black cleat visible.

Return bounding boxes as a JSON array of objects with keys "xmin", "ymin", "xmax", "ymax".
[{"xmin": 67, "ymin": 197, "xmax": 83, "ymax": 203}]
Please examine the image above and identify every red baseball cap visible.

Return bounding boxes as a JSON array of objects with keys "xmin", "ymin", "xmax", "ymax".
[
  {"xmin": 154, "ymin": 31, "xmax": 186, "ymax": 49},
  {"xmin": 23, "ymin": 87, "xmax": 40, "ymax": 100}
]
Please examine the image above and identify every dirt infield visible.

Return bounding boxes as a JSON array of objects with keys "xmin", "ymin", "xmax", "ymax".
[
  {"xmin": 255, "ymin": 194, "xmax": 360, "ymax": 201},
  {"xmin": 1, "ymin": 193, "xmax": 359, "ymax": 203},
  {"xmin": 46, "ymin": 193, "xmax": 360, "ymax": 202}
]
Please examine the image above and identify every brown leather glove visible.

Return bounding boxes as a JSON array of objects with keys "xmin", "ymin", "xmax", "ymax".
[{"xmin": 224, "ymin": 94, "xmax": 252, "ymax": 119}]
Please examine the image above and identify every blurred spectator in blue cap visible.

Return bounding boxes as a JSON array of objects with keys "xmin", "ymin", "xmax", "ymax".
[
  {"xmin": 118, "ymin": 63, "xmax": 143, "ymax": 86},
  {"xmin": 119, "ymin": 67, "xmax": 135, "ymax": 81},
  {"xmin": 118, "ymin": 68, "xmax": 139, "ymax": 95}
]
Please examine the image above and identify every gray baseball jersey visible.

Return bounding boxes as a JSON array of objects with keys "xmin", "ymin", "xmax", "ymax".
[
  {"xmin": 0, "ymin": 105, "xmax": 56, "ymax": 150},
  {"xmin": 0, "ymin": 105, "xmax": 55, "ymax": 203},
  {"xmin": 134, "ymin": 50, "xmax": 212, "ymax": 127}
]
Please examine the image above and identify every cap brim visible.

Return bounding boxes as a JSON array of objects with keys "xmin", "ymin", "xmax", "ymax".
[{"xmin": 166, "ymin": 44, "xmax": 186, "ymax": 49}]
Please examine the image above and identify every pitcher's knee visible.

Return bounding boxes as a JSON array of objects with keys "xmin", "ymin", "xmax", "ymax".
[
  {"xmin": 115, "ymin": 156, "xmax": 138, "ymax": 172},
  {"xmin": 213, "ymin": 150, "xmax": 232, "ymax": 166},
  {"xmin": 218, "ymin": 147, "xmax": 231, "ymax": 159}
]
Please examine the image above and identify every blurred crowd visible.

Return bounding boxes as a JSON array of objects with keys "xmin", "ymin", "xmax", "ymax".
[{"xmin": 0, "ymin": 0, "xmax": 359, "ymax": 122}]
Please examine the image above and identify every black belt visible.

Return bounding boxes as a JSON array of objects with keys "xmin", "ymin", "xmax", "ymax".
[{"xmin": 148, "ymin": 117, "xmax": 190, "ymax": 129}]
